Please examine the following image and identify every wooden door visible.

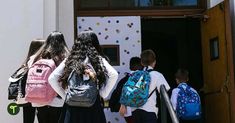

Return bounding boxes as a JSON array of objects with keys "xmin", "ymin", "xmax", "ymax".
[{"xmin": 201, "ymin": 2, "xmax": 231, "ymax": 123}]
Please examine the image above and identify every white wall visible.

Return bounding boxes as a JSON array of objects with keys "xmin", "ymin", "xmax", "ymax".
[
  {"xmin": 0, "ymin": 0, "xmax": 74, "ymax": 122},
  {"xmin": 208, "ymin": 0, "xmax": 224, "ymax": 8},
  {"xmin": 43, "ymin": 0, "xmax": 74, "ymax": 47},
  {"xmin": 43, "ymin": 0, "xmax": 58, "ymax": 38},
  {"xmin": 58, "ymin": 0, "xmax": 74, "ymax": 48},
  {"xmin": 77, "ymin": 16, "xmax": 142, "ymax": 80},
  {"xmin": 0, "ymin": 0, "xmax": 44, "ymax": 122}
]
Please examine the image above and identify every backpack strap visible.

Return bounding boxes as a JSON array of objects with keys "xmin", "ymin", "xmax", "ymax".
[
  {"xmin": 143, "ymin": 66, "xmax": 154, "ymax": 72},
  {"xmin": 147, "ymin": 69, "xmax": 154, "ymax": 72},
  {"xmin": 11, "ymin": 65, "xmax": 28, "ymax": 78},
  {"xmin": 146, "ymin": 67, "xmax": 155, "ymax": 98},
  {"xmin": 148, "ymin": 86, "xmax": 158, "ymax": 98}
]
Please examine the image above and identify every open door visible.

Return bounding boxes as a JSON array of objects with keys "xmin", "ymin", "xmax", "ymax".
[{"xmin": 201, "ymin": 2, "xmax": 231, "ymax": 123}]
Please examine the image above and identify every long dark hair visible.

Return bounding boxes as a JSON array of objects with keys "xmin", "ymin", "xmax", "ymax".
[
  {"xmin": 22, "ymin": 39, "xmax": 45, "ymax": 66},
  {"xmin": 33, "ymin": 31, "xmax": 70, "ymax": 66},
  {"xmin": 61, "ymin": 30, "xmax": 107, "ymax": 88}
]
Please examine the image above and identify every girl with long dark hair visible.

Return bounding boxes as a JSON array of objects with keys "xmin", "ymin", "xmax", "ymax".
[
  {"xmin": 27, "ymin": 31, "xmax": 70, "ymax": 123},
  {"xmin": 48, "ymin": 30, "xmax": 118, "ymax": 123},
  {"xmin": 15, "ymin": 39, "xmax": 45, "ymax": 123}
]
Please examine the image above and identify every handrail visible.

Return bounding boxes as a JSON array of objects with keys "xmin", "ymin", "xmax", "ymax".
[{"xmin": 160, "ymin": 85, "xmax": 179, "ymax": 123}]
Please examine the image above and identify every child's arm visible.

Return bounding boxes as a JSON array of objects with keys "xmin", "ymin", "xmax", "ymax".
[
  {"xmin": 119, "ymin": 104, "xmax": 127, "ymax": 117},
  {"xmin": 99, "ymin": 58, "xmax": 118, "ymax": 100},
  {"xmin": 48, "ymin": 60, "xmax": 67, "ymax": 100},
  {"xmin": 170, "ymin": 88, "xmax": 180, "ymax": 110}
]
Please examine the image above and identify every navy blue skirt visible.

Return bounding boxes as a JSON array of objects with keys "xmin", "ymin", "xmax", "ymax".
[{"xmin": 59, "ymin": 97, "xmax": 106, "ymax": 123}]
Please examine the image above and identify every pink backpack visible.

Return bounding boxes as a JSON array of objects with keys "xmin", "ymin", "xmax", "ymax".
[{"xmin": 25, "ymin": 59, "xmax": 57, "ymax": 104}]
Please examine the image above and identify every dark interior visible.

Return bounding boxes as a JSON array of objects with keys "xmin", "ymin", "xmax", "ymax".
[{"xmin": 141, "ymin": 18, "xmax": 203, "ymax": 92}]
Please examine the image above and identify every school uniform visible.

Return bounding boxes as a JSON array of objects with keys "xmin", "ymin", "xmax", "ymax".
[
  {"xmin": 171, "ymin": 83, "xmax": 201, "ymax": 123},
  {"xmin": 48, "ymin": 57, "xmax": 119, "ymax": 123},
  {"xmin": 27, "ymin": 55, "xmax": 64, "ymax": 123},
  {"xmin": 131, "ymin": 66, "xmax": 170, "ymax": 123}
]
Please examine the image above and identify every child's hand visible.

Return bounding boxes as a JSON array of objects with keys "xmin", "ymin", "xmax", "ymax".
[
  {"xmin": 119, "ymin": 104, "xmax": 127, "ymax": 117},
  {"xmin": 84, "ymin": 69, "xmax": 96, "ymax": 80}
]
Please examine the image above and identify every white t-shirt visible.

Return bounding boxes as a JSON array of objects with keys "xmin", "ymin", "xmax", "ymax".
[
  {"xmin": 132, "ymin": 66, "xmax": 170, "ymax": 117},
  {"xmin": 48, "ymin": 57, "xmax": 119, "ymax": 103}
]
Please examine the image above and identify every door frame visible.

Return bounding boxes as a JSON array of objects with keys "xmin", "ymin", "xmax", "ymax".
[{"xmin": 225, "ymin": 0, "xmax": 235, "ymax": 123}]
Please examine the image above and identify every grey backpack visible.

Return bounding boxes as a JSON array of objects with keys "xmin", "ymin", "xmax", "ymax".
[{"xmin": 65, "ymin": 68, "xmax": 98, "ymax": 107}]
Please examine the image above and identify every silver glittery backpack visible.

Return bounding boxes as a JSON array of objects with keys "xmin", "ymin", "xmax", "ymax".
[{"xmin": 65, "ymin": 63, "xmax": 98, "ymax": 107}]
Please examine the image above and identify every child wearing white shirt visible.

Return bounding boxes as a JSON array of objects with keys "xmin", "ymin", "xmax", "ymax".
[
  {"xmin": 171, "ymin": 69, "xmax": 201, "ymax": 123},
  {"xmin": 119, "ymin": 49, "xmax": 170, "ymax": 123},
  {"xmin": 48, "ymin": 30, "xmax": 118, "ymax": 123}
]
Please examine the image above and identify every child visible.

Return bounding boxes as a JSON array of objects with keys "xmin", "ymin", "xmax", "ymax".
[
  {"xmin": 119, "ymin": 49, "xmax": 170, "ymax": 123},
  {"xmin": 48, "ymin": 30, "xmax": 118, "ymax": 123},
  {"xmin": 27, "ymin": 31, "xmax": 70, "ymax": 123},
  {"xmin": 22, "ymin": 39, "xmax": 45, "ymax": 123},
  {"xmin": 10, "ymin": 39, "xmax": 44, "ymax": 123},
  {"xmin": 170, "ymin": 68, "xmax": 201, "ymax": 123},
  {"xmin": 110, "ymin": 56, "xmax": 142, "ymax": 123}
]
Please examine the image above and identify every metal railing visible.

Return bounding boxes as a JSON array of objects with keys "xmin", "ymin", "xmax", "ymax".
[{"xmin": 160, "ymin": 85, "xmax": 179, "ymax": 123}]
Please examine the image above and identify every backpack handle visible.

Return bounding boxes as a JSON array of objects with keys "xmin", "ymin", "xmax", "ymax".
[{"xmin": 178, "ymin": 83, "xmax": 190, "ymax": 92}]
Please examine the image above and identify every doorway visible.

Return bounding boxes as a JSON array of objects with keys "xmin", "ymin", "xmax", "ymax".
[
  {"xmin": 141, "ymin": 18, "xmax": 203, "ymax": 89},
  {"xmin": 141, "ymin": 18, "xmax": 204, "ymax": 122}
]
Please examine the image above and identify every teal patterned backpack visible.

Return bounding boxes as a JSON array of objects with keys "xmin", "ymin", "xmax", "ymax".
[{"xmin": 119, "ymin": 69, "xmax": 154, "ymax": 107}]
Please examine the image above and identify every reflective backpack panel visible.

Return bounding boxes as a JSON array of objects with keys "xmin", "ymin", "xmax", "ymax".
[{"xmin": 119, "ymin": 70, "xmax": 152, "ymax": 107}]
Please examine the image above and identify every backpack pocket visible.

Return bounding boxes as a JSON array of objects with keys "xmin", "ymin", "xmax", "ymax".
[
  {"xmin": 182, "ymin": 103, "xmax": 201, "ymax": 120},
  {"xmin": 65, "ymin": 70, "xmax": 98, "ymax": 107}
]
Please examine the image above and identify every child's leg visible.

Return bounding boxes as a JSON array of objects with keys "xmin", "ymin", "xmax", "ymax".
[
  {"xmin": 48, "ymin": 106, "xmax": 62, "ymax": 123},
  {"xmin": 37, "ymin": 106, "xmax": 49, "ymax": 123},
  {"xmin": 23, "ymin": 104, "xmax": 36, "ymax": 123}
]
